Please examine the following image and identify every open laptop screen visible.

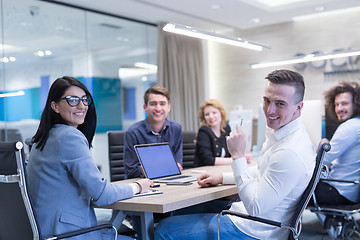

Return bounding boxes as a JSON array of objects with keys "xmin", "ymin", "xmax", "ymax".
[{"xmin": 134, "ymin": 143, "xmax": 181, "ymax": 179}]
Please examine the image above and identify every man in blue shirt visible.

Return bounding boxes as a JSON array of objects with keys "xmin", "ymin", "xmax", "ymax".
[
  {"xmin": 124, "ymin": 85, "xmax": 183, "ymax": 179},
  {"xmin": 315, "ymin": 81, "xmax": 360, "ymax": 205}
]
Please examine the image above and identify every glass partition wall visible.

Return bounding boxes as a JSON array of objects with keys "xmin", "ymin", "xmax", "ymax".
[{"xmin": 0, "ymin": 0, "xmax": 157, "ymax": 178}]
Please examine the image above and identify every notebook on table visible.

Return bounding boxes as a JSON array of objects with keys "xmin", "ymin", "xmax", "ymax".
[{"xmin": 134, "ymin": 142, "xmax": 197, "ymax": 183}]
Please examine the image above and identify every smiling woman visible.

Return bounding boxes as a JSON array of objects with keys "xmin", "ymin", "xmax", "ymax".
[
  {"xmin": 51, "ymin": 86, "xmax": 89, "ymax": 128},
  {"xmin": 26, "ymin": 76, "xmax": 153, "ymax": 239},
  {"xmin": 194, "ymin": 99, "xmax": 232, "ymax": 167}
]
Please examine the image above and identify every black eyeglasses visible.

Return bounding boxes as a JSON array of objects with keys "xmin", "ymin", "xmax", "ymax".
[{"xmin": 58, "ymin": 95, "xmax": 91, "ymax": 107}]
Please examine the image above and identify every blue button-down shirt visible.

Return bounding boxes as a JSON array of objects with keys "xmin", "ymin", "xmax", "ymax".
[
  {"xmin": 123, "ymin": 118, "xmax": 183, "ymax": 179},
  {"xmin": 325, "ymin": 116, "xmax": 360, "ymax": 202}
]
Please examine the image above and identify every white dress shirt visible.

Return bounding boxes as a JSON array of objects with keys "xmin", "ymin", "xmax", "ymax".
[{"xmin": 222, "ymin": 118, "xmax": 315, "ymax": 239}]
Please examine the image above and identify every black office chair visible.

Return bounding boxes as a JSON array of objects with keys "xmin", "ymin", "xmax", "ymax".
[
  {"xmin": 0, "ymin": 128, "xmax": 22, "ymax": 141},
  {"xmin": 182, "ymin": 131, "xmax": 196, "ymax": 169},
  {"xmin": 220, "ymin": 138, "xmax": 331, "ymax": 240},
  {"xmin": 308, "ymin": 171, "xmax": 360, "ymax": 239},
  {"xmin": 108, "ymin": 130, "xmax": 126, "ymax": 182},
  {"xmin": 0, "ymin": 141, "xmax": 117, "ymax": 240}
]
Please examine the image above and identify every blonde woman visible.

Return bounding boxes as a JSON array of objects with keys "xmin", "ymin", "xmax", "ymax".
[{"xmin": 194, "ymin": 99, "xmax": 232, "ymax": 167}]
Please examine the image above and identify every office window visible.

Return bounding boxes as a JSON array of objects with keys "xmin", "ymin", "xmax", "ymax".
[{"xmin": 0, "ymin": 0, "xmax": 157, "ymax": 144}]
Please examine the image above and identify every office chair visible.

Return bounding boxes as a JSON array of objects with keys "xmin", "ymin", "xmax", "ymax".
[
  {"xmin": 0, "ymin": 141, "xmax": 117, "ymax": 240},
  {"xmin": 0, "ymin": 128, "xmax": 22, "ymax": 141},
  {"xmin": 220, "ymin": 138, "xmax": 331, "ymax": 240},
  {"xmin": 308, "ymin": 171, "xmax": 360, "ymax": 239},
  {"xmin": 182, "ymin": 131, "xmax": 197, "ymax": 169},
  {"xmin": 107, "ymin": 130, "xmax": 126, "ymax": 182}
]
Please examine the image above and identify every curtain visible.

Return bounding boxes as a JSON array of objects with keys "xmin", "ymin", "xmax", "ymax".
[{"xmin": 157, "ymin": 23, "xmax": 205, "ymax": 131}]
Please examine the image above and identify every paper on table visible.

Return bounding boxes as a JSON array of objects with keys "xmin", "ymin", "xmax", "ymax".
[{"xmin": 134, "ymin": 188, "xmax": 162, "ymax": 197}]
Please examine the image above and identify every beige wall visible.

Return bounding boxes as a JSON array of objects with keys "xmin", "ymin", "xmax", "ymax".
[{"xmin": 208, "ymin": 9, "xmax": 360, "ymax": 119}]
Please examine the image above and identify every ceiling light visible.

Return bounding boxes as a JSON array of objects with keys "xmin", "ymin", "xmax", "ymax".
[
  {"xmin": 35, "ymin": 51, "xmax": 44, "ymax": 57},
  {"xmin": 34, "ymin": 50, "xmax": 52, "ymax": 57},
  {"xmin": 119, "ymin": 66, "xmax": 157, "ymax": 79},
  {"xmin": 0, "ymin": 44, "xmax": 13, "ymax": 51},
  {"xmin": 293, "ymin": 6, "xmax": 360, "ymax": 21},
  {"xmin": 250, "ymin": 49, "xmax": 360, "ymax": 69},
  {"xmin": 162, "ymin": 23, "xmax": 270, "ymax": 51},
  {"xmin": 211, "ymin": 4, "xmax": 222, "ymax": 10},
  {"xmin": 0, "ymin": 90, "xmax": 25, "ymax": 98},
  {"xmin": 249, "ymin": 18, "xmax": 261, "ymax": 24},
  {"xmin": 0, "ymin": 56, "xmax": 16, "ymax": 63},
  {"xmin": 134, "ymin": 62, "xmax": 158, "ymax": 71},
  {"xmin": 251, "ymin": 0, "xmax": 309, "ymax": 7},
  {"xmin": 314, "ymin": 6, "xmax": 325, "ymax": 12}
]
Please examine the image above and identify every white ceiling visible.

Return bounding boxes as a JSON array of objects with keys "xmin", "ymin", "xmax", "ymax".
[{"xmin": 52, "ymin": 0, "xmax": 360, "ymax": 31}]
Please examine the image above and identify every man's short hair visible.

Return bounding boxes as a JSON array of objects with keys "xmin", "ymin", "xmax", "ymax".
[
  {"xmin": 143, "ymin": 85, "xmax": 170, "ymax": 105},
  {"xmin": 265, "ymin": 69, "xmax": 305, "ymax": 104},
  {"xmin": 324, "ymin": 81, "xmax": 360, "ymax": 122}
]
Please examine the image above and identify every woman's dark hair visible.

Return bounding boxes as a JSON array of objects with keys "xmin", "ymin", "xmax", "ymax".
[
  {"xmin": 33, "ymin": 76, "xmax": 97, "ymax": 150},
  {"xmin": 324, "ymin": 81, "xmax": 360, "ymax": 122}
]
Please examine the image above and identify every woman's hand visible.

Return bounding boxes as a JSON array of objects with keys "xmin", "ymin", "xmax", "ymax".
[{"xmin": 136, "ymin": 178, "xmax": 153, "ymax": 193}]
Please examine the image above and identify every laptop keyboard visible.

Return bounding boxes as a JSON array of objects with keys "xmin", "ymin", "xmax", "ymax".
[{"xmin": 163, "ymin": 175, "xmax": 190, "ymax": 181}]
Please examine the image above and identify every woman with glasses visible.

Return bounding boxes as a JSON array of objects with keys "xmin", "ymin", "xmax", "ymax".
[{"xmin": 27, "ymin": 76, "xmax": 153, "ymax": 240}]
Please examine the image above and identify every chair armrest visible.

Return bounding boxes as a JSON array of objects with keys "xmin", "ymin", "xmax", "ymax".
[
  {"xmin": 44, "ymin": 223, "xmax": 114, "ymax": 240},
  {"xmin": 221, "ymin": 210, "xmax": 282, "ymax": 228},
  {"xmin": 320, "ymin": 178, "xmax": 360, "ymax": 184}
]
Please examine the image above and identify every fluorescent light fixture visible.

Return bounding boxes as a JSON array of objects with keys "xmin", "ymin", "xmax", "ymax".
[
  {"xmin": 293, "ymin": 6, "xmax": 360, "ymax": 21},
  {"xmin": 119, "ymin": 67, "xmax": 157, "ymax": 79},
  {"xmin": 250, "ymin": 49, "xmax": 360, "ymax": 69},
  {"xmin": 162, "ymin": 23, "xmax": 270, "ymax": 51},
  {"xmin": 134, "ymin": 62, "xmax": 158, "ymax": 71},
  {"xmin": 0, "ymin": 90, "xmax": 25, "ymax": 98},
  {"xmin": 0, "ymin": 44, "xmax": 14, "ymax": 51},
  {"xmin": 252, "ymin": 0, "xmax": 309, "ymax": 7}
]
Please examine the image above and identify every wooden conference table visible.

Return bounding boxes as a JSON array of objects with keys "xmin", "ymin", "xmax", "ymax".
[{"xmin": 100, "ymin": 165, "xmax": 237, "ymax": 240}]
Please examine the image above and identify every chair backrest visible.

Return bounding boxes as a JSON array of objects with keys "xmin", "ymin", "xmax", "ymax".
[
  {"xmin": 288, "ymin": 138, "xmax": 331, "ymax": 239},
  {"xmin": 0, "ymin": 141, "xmax": 40, "ymax": 240},
  {"xmin": 182, "ymin": 131, "xmax": 196, "ymax": 169},
  {"xmin": 0, "ymin": 128, "xmax": 22, "ymax": 142},
  {"xmin": 107, "ymin": 130, "xmax": 126, "ymax": 182}
]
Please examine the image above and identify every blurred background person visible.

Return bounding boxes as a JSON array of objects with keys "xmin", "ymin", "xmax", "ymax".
[
  {"xmin": 194, "ymin": 99, "xmax": 232, "ymax": 167},
  {"xmin": 314, "ymin": 81, "xmax": 360, "ymax": 205}
]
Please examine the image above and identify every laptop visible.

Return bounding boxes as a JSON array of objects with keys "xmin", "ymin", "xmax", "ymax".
[{"xmin": 134, "ymin": 142, "xmax": 197, "ymax": 183}]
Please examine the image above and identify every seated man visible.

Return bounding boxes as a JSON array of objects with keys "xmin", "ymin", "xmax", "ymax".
[
  {"xmin": 314, "ymin": 81, "xmax": 360, "ymax": 205},
  {"xmin": 155, "ymin": 69, "xmax": 316, "ymax": 239},
  {"xmin": 123, "ymin": 85, "xmax": 183, "ymax": 179}
]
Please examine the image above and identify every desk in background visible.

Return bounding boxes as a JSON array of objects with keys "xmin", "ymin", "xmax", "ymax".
[{"xmin": 99, "ymin": 165, "xmax": 237, "ymax": 240}]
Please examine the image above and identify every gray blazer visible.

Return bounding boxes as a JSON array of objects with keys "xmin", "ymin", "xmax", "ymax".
[{"xmin": 27, "ymin": 124, "xmax": 133, "ymax": 239}]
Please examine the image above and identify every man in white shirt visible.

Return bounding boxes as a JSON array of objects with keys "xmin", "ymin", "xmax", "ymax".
[{"xmin": 155, "ymin": 69, "xmax": 316, "ymax": 240}]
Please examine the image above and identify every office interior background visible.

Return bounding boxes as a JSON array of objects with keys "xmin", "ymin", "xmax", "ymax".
[{"xmin": 1, "ymin": 0, "xmax": 360, "ymax": 180}]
